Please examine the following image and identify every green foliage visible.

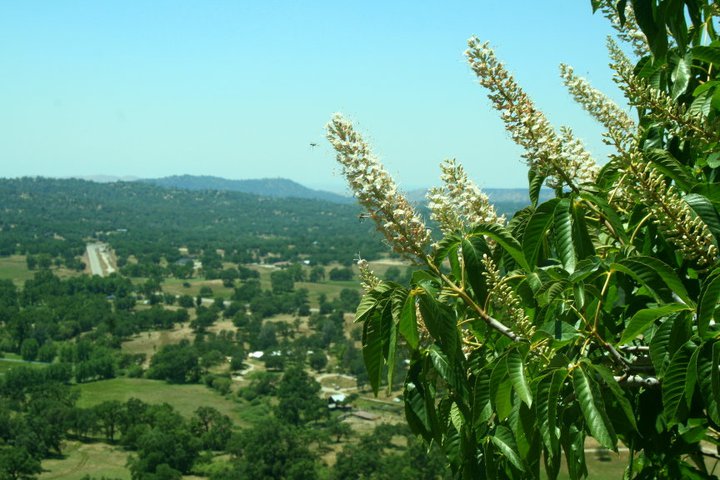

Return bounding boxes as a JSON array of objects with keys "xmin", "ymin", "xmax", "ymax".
[
  {"xmin": 348, "ymin": 2, "xmax": 720, "ymax": 478},
  {"xmin": 147, "ymin": 340, "xmax": 200, "ymax": 384},
  {"xmin": 221, "ymin": 418, "xmax": 319, "ymax": 480}
]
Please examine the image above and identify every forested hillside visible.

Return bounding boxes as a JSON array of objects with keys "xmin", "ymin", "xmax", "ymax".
[{"xmin": 0, "ymin": 177, "xmax": 383, "ymax": 265}]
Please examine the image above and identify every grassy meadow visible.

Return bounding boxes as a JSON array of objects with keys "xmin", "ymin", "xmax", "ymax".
[{"xmin": 76, "ymin": 377, "xmax": 248, "ymax": 427}]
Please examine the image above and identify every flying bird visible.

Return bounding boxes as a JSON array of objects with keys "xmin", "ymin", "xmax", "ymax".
[{"xmin": 309, "ymin": 143, "xmax": 318, "ymax": 148}]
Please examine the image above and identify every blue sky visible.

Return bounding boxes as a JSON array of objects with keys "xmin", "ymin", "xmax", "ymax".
[{"xmin": 1, "ymin": 1, "xmax": 626, "ymax": 191}]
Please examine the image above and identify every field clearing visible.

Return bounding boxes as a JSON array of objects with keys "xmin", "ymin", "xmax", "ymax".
[
  {"xmin": 76, "ymin": 377, "xmax": 248, "ymax": 427},
  {"xmin": 121, "ymin": 324, "xmax": 196, "ymax": 363},
  {"xmin": 0, "ymin": 356, "xmax": 47, "ymax": 374},
  {"xmin": 40, "ymin": 441, "xmax": 130, "ymax": 480},
  {"xmin": 162, "ymin": 277, "xmax": 234, "ymax": 299},
  {"xmin": 0, "ymin": 255, "xmax": 79, "ymax": 286}
]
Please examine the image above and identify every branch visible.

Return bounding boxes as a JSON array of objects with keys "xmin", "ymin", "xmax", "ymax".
[{"xmin": 427, "ymin": 260, "xmax": 525, "ymax": 343}]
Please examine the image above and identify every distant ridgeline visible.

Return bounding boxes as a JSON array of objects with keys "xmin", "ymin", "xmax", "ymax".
[
  {"xmin": 139, "ymin": 175, "xmax": 354, "ymax": 204},
  {"xmin": 0, "ymin": 177, "xmax": 382, "ymax": 265}
]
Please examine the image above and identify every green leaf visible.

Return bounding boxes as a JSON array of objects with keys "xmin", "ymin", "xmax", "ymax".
[
  {"xmin": 645, "ymin": 149, "xmax": 695, "ymax": 192},
  {"xmin": 578, "ymin": 192, "xmax": 629, "ymax": 243},
  {"xmin": 507, "ymin": 349, "xmax": 532, "ymax": 407},
  {"xmin": 461, "ymin": 235, "xmax": 489, "ymax": 304},
  {"xmin": 685, "ymin": 346, "xmax": 700, "ymax": 408},
  {"xmin": 432, "ymin": 233, "xmax": 462, "ymax": 265},
  {"xmin": 523, "ymin": 199, "xmax": 559, "ymax": 268},
  {"xmin": 709, "ymin": 152, "xmax": 720, "ymax": 169},
  {"xmin": 428, "ymin": 344, "xmax": 462, "ymax": 394},
  {"xmin": 553, "ymin": 198, "xmax": 576, "ymax": 273},
  {"xmin": 685, "ymin": 194, "xmax": 720, "ymax": 245},
  {"xmin": 355, "ymin": 284, "xmax": 388, "ymax": 324},
  {"xmin": 693, "ymin": 45, "xmax": 720, "ymax": 67},
  {"xmin": 560, "ymin": 424, "xmax": 587, "ymax": 480},
  {"xmin": 472, "ymin": 369, "xmax": 492, "ymax": 426},
  {"xmin": 697, "ymin": 343, "xmax": 720, "ymax": 425},
  {"xmin": 712, "ymin": 342, "xmax": 720, "ymax": 409},
  {"xmin": 416, "ymin": 287, "xmax": 459, "ymax": 361},
  {"xmin": 612, "ymin": 256, "xmax": 693, "ymax": 306},
  {"xmin": 469, "ymin": 223, "xmax": 530, "ymax": 272},
  {"xmin": 491, "ymin": 425, "xmax": 526, "ymax": 472},
  {"xmin": 449, "ymin": 402, "xmax": 464, "ymax": 432},
  {"xmin": 632, "ymin": 0, "xmax": 667, "ymax": 58},
  {"xmin": 490, "ymin": 357, "xmax": 513, "ymax": 421},
  {"xmin": 689, "ymin": 89, "xmax": 713, "ymax": 118},
  {"xmin": 662, "ymin": 342, "xmax": 694, "ymax": 423},
  {"xmin": 698, "ymin": 270, "xmax": 720, "ymax": 337},
  {"xmin": 537, "ymin": 368, "xmax": 568, "ymax": 458},
  {"xmin": 528, "ymin": 169, "xmax": 545, "ymax": 207},
  {"xmin": 362, "ymin": 299, "xmax": 392, "ymax": 395},
  {"xmin": 398, "ymin": 291, "xmax": 419, "ymax": 350},
  {"xmin": 620, "ymin": 303, "xmax": 691, "ymax": 345},
  {"xmin": 671, "ymin": 54, "xmax": 691, "ymax": 100},
  {"xmin": 572, "ymin": 365, "xmax": 617, "ymax": 450},
  {"xmin": 571, "ymin": 200, "xmax": 595, "ymax": 261},
  {"xmin": 592, "ymin": 364, "xmax": 637, "ymax": 431},
  {"xmin": 650, "ymin": 313, "xmax": 691, "ymax": 376},
  {"xmin": 404, "ymin": 380, "xmax": 433, "ymax": 442},
  {"xmin": 671, "ymin": 55, "xmax": 690, "ymax": 100}
]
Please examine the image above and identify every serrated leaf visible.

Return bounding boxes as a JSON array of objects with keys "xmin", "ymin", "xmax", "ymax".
[
  {"xmin": 645, "ymin": 149, "xmax": 695, "ymax": 192},
  {"xmin": 713, "ymin": 342, "xmax": 720, "ymax": 409},
  {"xmin": 472, "ymin": 369, "xmax": 492, "ymax": 426},
  {"xmin": 578, "ymin": 192, "xmax": 629, "ymax": 244},
  {"xmin": 662, "ymin": 342, "xmax": 694, "ymax": 423},
  {"xmin": 697, "ymin": 344, "xmax": 720, "ymax": 425},
  {"xmin": 429, "ymin": 344, "xmax": 461, "ymax": 393},
  {"xmin": 432, "ymin": 233, "xmax": 462, "ymax": 264},
  {"xmin": 592, "ymin": 364, "xmax": 637, "ymax": 431},
  {"xmin": 620, "ymin": 303, "xmax": 690, "ymax": 345},
  {"xmin": 698, "ymin": 269, "xmax": 720, "ymax": 337},
  {"xmin": 355, "ymin": 284, "xmax": 388, "ymax": 323},
  {"xmin": 553, "ymin": 198, "xmax": 576, "ymax": 273},
  {"xmin": 362, "ymin": 300, "xmax": 392, "ymax": 395},
  {"xmin": 398, "ymin": 291, "xmax": 418, "ymax": 349},
  {"xmin": 689, "ymin": 89, "xmax": 712, "ymax": 118},
  {"xmin": 685, "ymin": 194, "xmax": 720, "ymax": 247},
  {"xmin": 417, "ymin": 288, "xmax": 459, "ymax": 360},
  {"xmin": 461, "ymin": 235, "xmax": 489, "ymax": 304},
  {"xmin": 572, "ymin": 365, "xmax": 617, "ymax": 450},
  {"xmin": 491, "ymin": 425, "xmax": 526, "ymax": 472},
  {"xmin": 469, "ymin": 223, "xmax": 530, "ymax": 272},
  {"xmin": 507, "ymin": 349, "xmax": 532, "ymax": 407},
  {"xmin": 671, "ymin": 55, "xmax": 690, "ymax": 100},
  {"xmin": 523, "ymin": 199, "xmax": 559, "ymax": 268},
  {"xmin": 491, "ymin": 357, "xmax": 512, "ymax": 420},
  {"xmin": 404, "ymin": 380, "xmax": 433, "ymax": 442},
  {"xmin": 685, "ymin": 346, "xmax": 700, "ymax": 408},
  {"xmin": 449, "ymin": 402, "xmax": 464, "ymax": 432},
  {"xmin": 560, "ymin": 424, "xmax": 587, "ymax": 480},
  {"xmin": 650, "ymin": 314, "xmax": 691, "ymax": 376},
  {"xmin": 571, "ymin": 200, "xmax": 595, "ymax": 260},
  {"xmin": 693, "ymin": 45, "xmax": 720, "ymax": 67},
  {"xmin": 528, "ymin": 168, "xmax": 545, "ymax": 207},
  {"xmin": 612, "ymin": 256, "xmax": 693, "ymax": 306},
  {"xmin": 538, "ymin": 368, "xmax": 568, "ymax": 459}
]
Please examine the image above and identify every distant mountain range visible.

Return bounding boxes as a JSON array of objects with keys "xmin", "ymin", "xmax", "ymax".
[
  {"xmin": 72, "ymin": 174, "xmax": 548, "ymax": 214},
  {"xmin": 138, "ymin": 175, "xmax": 353, "ymax": 204}
]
